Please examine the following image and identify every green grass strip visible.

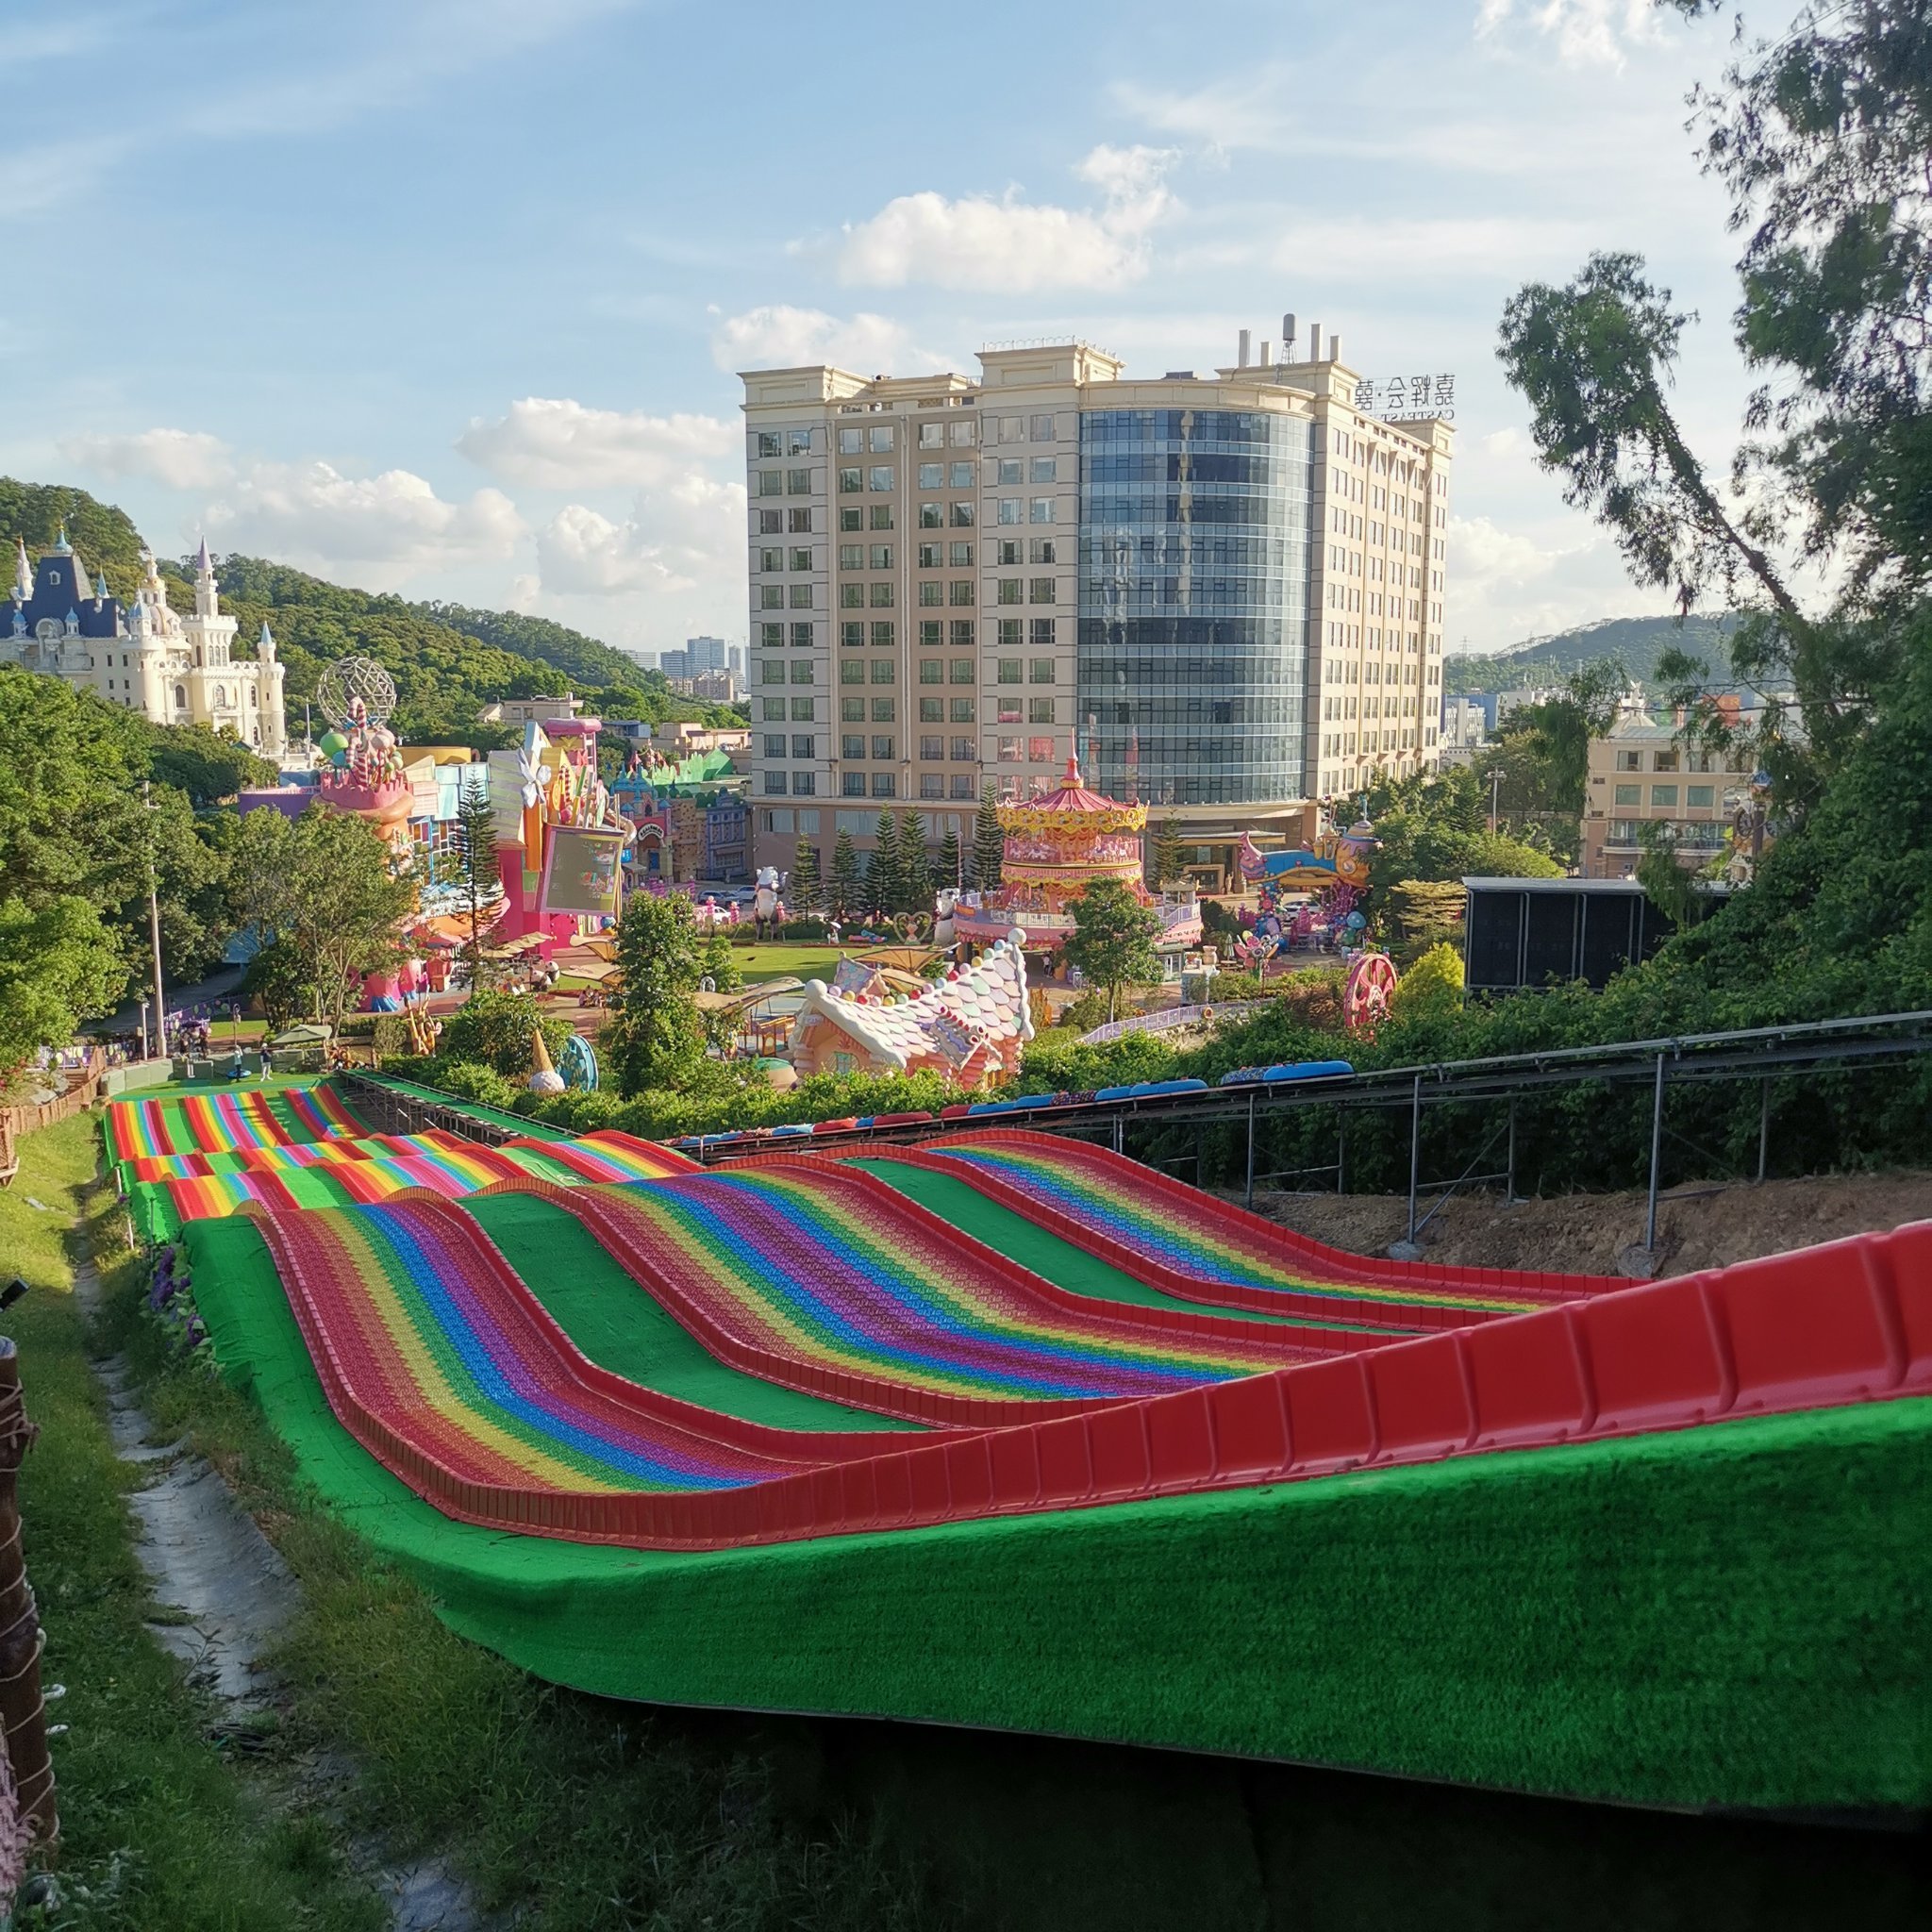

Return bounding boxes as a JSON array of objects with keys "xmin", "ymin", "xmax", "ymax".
[
  {"xmin": 356, "ymin": 1076, "xmax": 576, "ymax": 1141},
  {"xmin": 461, "ymin": 1192, "xmax": 917, "ymax": 1433},
  {"xmin": 183, "ymin": 1210, "xmax": 1932, "ymax": 1814}
]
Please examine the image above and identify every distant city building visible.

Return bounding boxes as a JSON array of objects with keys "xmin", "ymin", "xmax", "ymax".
[
  {"xmin": 478, "ymin": 693, "xmax": 583, "ymax": 729},
  {"xmin": 727, "ymin": 644, "xmax": 743, "ymax": 677},
  {"xmin": 738, "ymin": 325, "xmax": 1454, "ymax": 874},
  {"xmin": 1437, "ymin": 695, "xmax": 1488, "ymax": 767},
  {"xmin": 669, "ymin": 667, "xmax": 740, "ymax": 702},
  {"xmin": 5, "ymin": 532, "xmax": 288, "ymax": 758},
  {"xmin": 686, "ymin": 634, "xmax": 729, "ymax": 675},
  {"xmin": 658, "ymin": 647, "xmax": 690, "ymax": 680}
]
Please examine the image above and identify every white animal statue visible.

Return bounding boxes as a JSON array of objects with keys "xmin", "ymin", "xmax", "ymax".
[
  {"xmin": 934, "ymin": 886, "xmax": 959, "ymax": 947},
  {"xmin": 753, "ymin": 866, "xmax": 784, "ymax": 938}
]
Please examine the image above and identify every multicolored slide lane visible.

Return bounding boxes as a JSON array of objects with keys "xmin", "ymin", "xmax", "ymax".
[
  {"xmin": 854, "ymin": 1132, "xmax": 1621, "ymax": 1331},
  {"xmin": 171, "ymin": 1110, "xmax": 1932, "ymax": 1811},
  {"xmin": 106, "ymin": 1082, "xmax": 369, "ymax": 1160}
]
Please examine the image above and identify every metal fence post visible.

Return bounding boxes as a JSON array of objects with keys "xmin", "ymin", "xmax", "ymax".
[
  {"xmin": 1406, "ymin": 1073, "xmax": 1423, "ymax": 1243},
  {"xmin": 1244, "ymin": 1090, "xmax": 1257, "ymax": 1210},
  {"xmin": 1757, "ymin": 1075, "xmax": 1771, "ymax": 1183},
  {"xmin": 1506, "ymin": 1097, "xmax": 1518, "ymax": 1205},
  {"xmin": 1337, "ymin": 1114, "xmax": 1345, "ymax": 1196},
  {"xmin": 1112, "ymin": 1113, "xmax": 1124, "ymax": 1157},
  {"xmin": 1645, "ymin": 1052, "xmax": 1667, "ymax": 1250}
]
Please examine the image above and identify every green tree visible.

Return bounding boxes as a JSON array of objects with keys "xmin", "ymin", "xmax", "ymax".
[
  {"xmin": 789, "ymin": 838, "xmax": 822, "ymax": 914},
  {"xmin": 700, "ymin": 931, "xmax": 741, "ymax": 994},
  {"xmin": 0, "ymin": 894, "xmax": 125, "ymax": 1087},
  {"xmin": 1063, "ymin": 878, "xmax": 1161, "ymax": 1024},
  {"xmin": 1149, "ymin": 813, "xmax": 1187, "ymax": 890},
  {"xmin": 866, "ymin": 811, "xmax": 901, "ymax": 915},
  {"xmin": 895, "ymin": 809, "xmax": 932, "ymax": 915},
  {"xmin": 828, "ymin": 828, "xmax": 863, "ymax": 920},
  {"xmin": 1390, "ymin": 941, "xmax": 1465, "ymax": 1025},
  {"xmin": 935, "ymin": 825, "xmax": 962, "ymax": 892},
  {"xmin": 453, "ymin": 773, "xmax": 498, "ymax": 974},
  {"xmin": 142, "ymin": 722, "xmax": 275, "ymax": 807},
  {"xmin": 231, "ymin": 805, "xmax": 413, "ymax": 1034},
  {"xmin": 1635, "ymin": 821, "xmax": 1699, "ymax": 932},
  {"xmin": 972, "ymin": 783, "xmax": 1004, "ymax": 890},
  {"xmin": 239, "ymin": 936, "xmax": 314, "ymax": 1037},
  {"xmin": 605, "ymin": 891, "xmax": 705, "ymax": 1096},
  {"xmin": 438, "ymin": 989, "xmax": 570, "ymax": 1076}
]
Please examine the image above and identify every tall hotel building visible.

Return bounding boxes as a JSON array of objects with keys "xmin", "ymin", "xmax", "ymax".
[{"xmin": 739, "ymin": 329, "xmax": 1452, "ymax": 879}]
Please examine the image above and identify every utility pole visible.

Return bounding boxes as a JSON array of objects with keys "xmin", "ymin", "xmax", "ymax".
[
  {"xmin": 1486, "ymin": 765, "xmax": 1506, "ymax": 838},
  {"xmin": 143, "ymin": 781, "xmax": 165, "ymax": 1059}
]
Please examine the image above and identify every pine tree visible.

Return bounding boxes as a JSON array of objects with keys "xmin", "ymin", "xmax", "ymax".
[
  {"xmin": 1151, "ymin": 812, "xmax": 1186, "ymax": 890},
  {"xmin": 828, "ymin": 828, "xmax": 863, "ymax": 921},
  {"xmin": 454, "ymin": 773, "xmax": 498, "ymax": 978},
  {"xmin": 866, "ymin": 811, "xmax": 901, "ymax": 917},
  {"xmin": 789, "ymin": 836, "xmax": 822, "ymax": 915},
  {"xmin": 896, "ymin": 809, "xmax": 932, "ymax": 914},
  {"xmin": 604, "ymin": 891, "xmax": 704, "ymax": 1096},
  {"xmin": 936, "ymin": 825, "xmax": 962, "ymax": 892},
  {"xmin": 972, "ymin": 783, "xmax": 1004, "ymax": 891}
]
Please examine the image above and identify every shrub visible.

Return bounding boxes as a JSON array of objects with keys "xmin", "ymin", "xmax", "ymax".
[
  {"xmin": 1391, "ymin": 942, "xmax": 1465, "ymax": 1024},
  {"xmin": 437, "ymin": 990, "xmax": 573, "ymax": 1076}
]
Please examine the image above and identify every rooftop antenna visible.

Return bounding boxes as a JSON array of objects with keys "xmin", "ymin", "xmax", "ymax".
[{"xmin": 1281, "ymin": 313, "xmax": 1297, "ymax": 362}]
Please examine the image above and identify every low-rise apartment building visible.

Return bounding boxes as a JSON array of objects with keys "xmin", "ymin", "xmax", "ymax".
[{"xmin": 1581, "ymin": 722, "xmax": 1752, "ymax": 877}]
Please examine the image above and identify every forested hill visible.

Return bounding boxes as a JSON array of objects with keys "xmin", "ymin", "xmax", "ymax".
[
  {"xmin": 1444, "ymin": 613, "xmax": 1740, "ymax": 695},
  {"xmin": 0, "ymin": 479, "xmax": 734, "ymax": 746}
]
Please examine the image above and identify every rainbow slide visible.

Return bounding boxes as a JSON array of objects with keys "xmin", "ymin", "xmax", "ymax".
[{"xmin": 155, "ymin": 1090, "xmax": 1931, "ymax": 1814}]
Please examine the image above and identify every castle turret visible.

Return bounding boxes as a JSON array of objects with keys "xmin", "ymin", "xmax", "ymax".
[{"xmin": 10, "ymin": 539, "xmax": 30, "ymax": 605}]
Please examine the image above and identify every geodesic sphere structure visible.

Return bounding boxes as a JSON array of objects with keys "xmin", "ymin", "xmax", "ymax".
[{"xmin": 314, "ymin": 655, "xmax": 396, "ymax": 732}]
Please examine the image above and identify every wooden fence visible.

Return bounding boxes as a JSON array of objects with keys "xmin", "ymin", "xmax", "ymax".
[{"xmin": 0, "ymin": 1049, "xmax": 108, "ymax": 1187}]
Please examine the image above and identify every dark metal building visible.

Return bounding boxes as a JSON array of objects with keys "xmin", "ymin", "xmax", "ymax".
[{"xmin": 1462, "ymin": 876, "xmax": 1678, "ymax": 992}]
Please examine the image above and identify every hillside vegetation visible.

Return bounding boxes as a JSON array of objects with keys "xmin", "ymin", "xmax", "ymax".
[
  {"xmin": 1, "ymin": 480, "xmax": 741, "ymax": 746},
  {"xmin": 1444, "ymin": 613, "xmax": 1740, "ymax": 696}
]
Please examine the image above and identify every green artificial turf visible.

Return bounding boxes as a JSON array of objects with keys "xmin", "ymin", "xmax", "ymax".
[
  {"xmin": 461, "ymin": 1191, "xmax": 918, "ymax": 1432},
  {"xmin": 356, "ymin": 1075, "xmax": 575, "ymax": 1141},
  {"xmin": 182, "ymin": 1211, "xmax": 1932, "ymax": 1814}
]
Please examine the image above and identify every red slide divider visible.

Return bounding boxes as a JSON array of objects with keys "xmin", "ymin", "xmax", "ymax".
[
  {"xmin": 246, "ymin": 1192, "xmax": 1931, "ymax": 1554},
  {"xmin": 879, "ymin": 1131, "xmax": 1629, "ymax": 1307},
  {"xmin": 475, "ymin": 1165, "xmax": 1375, "ymax": 1427}
]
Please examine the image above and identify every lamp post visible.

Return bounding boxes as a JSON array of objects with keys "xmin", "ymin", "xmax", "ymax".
[
  {"xmin": 137, "ymin": 996, "xmax": 151, "ymax": 1063},
  {"xmin": 1486, "ymin": 765, "xmax": 1507, "ymax": 837},
  {"xmin": 142, "ymin": 782, "xmax": 165, "ymax": 1060}
]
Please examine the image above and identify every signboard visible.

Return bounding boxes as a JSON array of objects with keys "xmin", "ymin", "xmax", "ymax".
[
  {"xmin": 1353, "ymin": 375, "xmax": 1456, "ymax": 422},
  {"xmin": 540, "ymin": 824, "xmax": 627, "ymax": 919}
]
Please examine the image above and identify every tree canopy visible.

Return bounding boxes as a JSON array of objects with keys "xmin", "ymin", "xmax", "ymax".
[{"xmin": 1063, "ymin": 879, "xmax": 1162, "ymax": 1024}]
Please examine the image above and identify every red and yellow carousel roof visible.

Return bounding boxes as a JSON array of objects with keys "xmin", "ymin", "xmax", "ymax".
[{"xmin": 997, "ymin": 758, "xmax": 1148, "ymax": 839}]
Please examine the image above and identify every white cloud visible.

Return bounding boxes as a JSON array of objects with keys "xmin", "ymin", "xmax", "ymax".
[
  {"xmin": 536, "ymin": 475, "xmax": 745, "ymax": 598},
  {"xmin": 61, "ymin": 427, "xmax": 235, "ymax": 491},
  {"xmin": 824, "ymin": 144, "xmax": 1179, "ymax": 291},
  {"xmin": 1260, "ymin": 212, "xmax": 1588, "ymax": 284},
  {"xmin": 456, "ymin": 397, "xmax": 735, "ymax": 490},
  {"xmin": 1451, "ymin": 512, "xmax": 1659, "ymax": 648},
  {"xmin": 1475, "ymin": 0, "xmax": 1667, "ymax": 71},
  {"xmin": 709, "ymin": 305, "xmax": 941, "ymax": 375},
  {"xmin": 203, "ymin": 462, "xmax": 525, "ymax": 588}
]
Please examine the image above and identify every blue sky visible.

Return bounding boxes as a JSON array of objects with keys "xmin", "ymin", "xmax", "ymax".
[{"xmin": 2, "ymin": 0, "xmax": 1796, "ymax": 658}]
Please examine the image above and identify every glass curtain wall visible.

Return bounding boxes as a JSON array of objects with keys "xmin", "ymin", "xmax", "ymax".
[{"xmin": 1077, "ymin": 408, "xmax": 1312, "ymax": 807}]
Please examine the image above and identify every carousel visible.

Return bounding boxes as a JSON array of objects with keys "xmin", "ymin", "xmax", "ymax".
[{"xmin": 952, "ymin": 758, "xmax": 1203, "ymax": 953}]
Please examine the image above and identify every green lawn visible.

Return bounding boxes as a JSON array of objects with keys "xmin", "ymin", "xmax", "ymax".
[
  {"xmin": 727, "ymin": 944, "xmax": 845, "ymax": 983},
  {"xmin": 0, "ymin": 1116, "xmax": 381, "ymax": 1928}
]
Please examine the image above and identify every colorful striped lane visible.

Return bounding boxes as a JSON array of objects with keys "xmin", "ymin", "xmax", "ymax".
[
  {"xmin": 924, "ymin": 1141, "xmax": 1551, "ymax": 1317},
  {"xmin": 566, "ymin": 1169, "xmax": 1321, "ymax": 1407}
]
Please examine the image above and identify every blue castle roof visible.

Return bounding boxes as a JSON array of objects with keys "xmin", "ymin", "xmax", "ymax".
[{"xmin": 9, "ymin": 545, "xmax": 123, "ymax": 640}]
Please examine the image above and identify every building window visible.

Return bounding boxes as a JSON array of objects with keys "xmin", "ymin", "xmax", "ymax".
[
  {"xmin": 842, "ymin": 774, "xmax": 866, "ymax": 797},
  {"xmin": 764, "ymin": 733, "xmax": 787, "ymax": 758},
  {"xmin": 840, "ymin": 508, "xmax": 861, "ymax": 531},
  {"xmin": 871, "ymin": 621, "xmax": 895, "ymax": 645},
  {"xmin": 920, "ymin": 696, "xmax": 943, "ymax": 722},
  {"xmin": 1651, "ymin": 785, "xmax": 1679, "ymax": 808},
  {"xmin": 870, "ymin": 425, "xmax": 894, "ymax": 452},
  {"xmin": 759, "ymin": 510, "xmax": 782, "ymax": 534},
  {"xmin": 791, "ymin": 734, "xmax": 814, "ymax": 759},
  {"xmin": 842, "ymin": 734, "xmax": 865, "ymax": 759},
  {"xmin": 761, "ymin": 660, "xmax": 787, "ymax": 685},
  {"xmin": 838, "ymin": 429, "xmax": 863, "ymax": 455},
  {"xmin": 950, "ymin": 699, "xmax": 974, "ymax": 724},
  {"xmin": 759, "ymin": 623, "xmax": 783, "ymax": 648},
  {"xmin": 917, "ymin": 541, "xmax": 941, "ymax": 569},
  {"xmin": 869, "ymin": 466, "xmax": 894, "ymax": 491},
  {"xmin": 792, "ymin": 773, "xmax": 815, "ymax": 795},
  {"xmin": 1687, "ymin": 784, "xmax": 1715, "ymax": 808},
  {"xmin": 873, "ymin": 697, "xmax": 894, "ymax": 721},
  {"xmin": 839, "ymin": 543, "xmax": 863, "ymax": 570},
  {"xmin": 759, "ymin": 586, "xmax": 783, "ymax": 609},
  {"xmin": 950, "ymin": 421, "xmax": 975, "ymax": 447},
  {"xmin": 842, "ymin": 697, "xmax": 865, "ymax": 721},
  {"xmin": 998, "ymin": 736, "xmax": 1022, "ymax": 762},
  {"xmin": 1653, "ymin": 749, "xmax": 1679, "ymax": 772},
  {"xmin": 839, "ymin": 467, "xmax": 862, "ymax": 492},
  {"xmin": 1616, "ymin": 749, "xmax": 1641, "ymax": 771},
  {"xmin": 950, "ymin": 774, "xmax": 975, "ymax": 800},
  {"xmin": 871, "ymin": 773, "xmax": 896, "ymax": 798},
  {"xmin": 790, "ymin": 546, "xmax": 811, "ymax": 571},
  {"xmin": 790, "ymin": 508, "xmax": 812, "ymax": 533},
  {"xmin": 947, "ymin": 580, "xmax": 974, "ymax": 607},
  {"xmin": 951, "ymin": 658, "xmax": 975, "ymax": 686},
  {"xmin": 764, "ymin": 772, "xmax": 788, "ymax": 794},
  {"xmin": 871, "ymin": 505, "xmax": 894, "ymax": 530},
  {"xmin": 1613, "ymin": 783, "xmax": 1640, "ymax": 807},
  {"xmin": 951, "ymin": 620, "xmax": 974, "ymax": 646},
  {"xmin": 949, "ymin": 460, "xmax": 974, "ymax": 487},
  {"xmin": 919, "ymin": 659, "xmax": 942, "ymax": 685},
  {"xmin": 1029, "ymin": 698, "xmax": 1055, "ymax": 724},
  {"xmin": 996, "ymin": 619, "xmax": 1022, "ymax": 647},
  {"xmin": 841, "ymin": 622, "xmax": 864, "ymax": 647},
  {"xmin": 919, "ymin": 423, "xmax": 944, "ymax": 449},
  {"xmin": 920, "ymin": 502, "xmax": 942, "ymax": 528},
  {"xmin": 788, "ymin": 585, "xmax": 812, "ymax": 608},
  {"xmin": 758, "ymin": 468, "xmax": 782, "ymax": 496},
  {"xmin": 869, "ymin": 543, "xmax": 892, "ymax": 570},
  {"xmin": 841, "ymin": 659, "xmax": 865, "ymax": 685},
  {"xmin": 787, "ymin": 468, "xmax": 811, "ymax": 494},
  {"xmin": 761, "ymin": 697, "xmax": 786, "ymax": 721},
  {"xmin": 791, "ymin": 660, "xmax": 815, "ymax": 684},
  {"xmin": 997, "ymin": 498, "xmax": 1022, "ymax": 525},
  {"xmin": 870, "ymin": 659, "xmax": 895, "ymax": 684},
  {"xmin": 918, "ymin": 463, "xmax": 943, "ymax": 490},
  {"xmin": 996, "ymin": 658, "xmax": 1022, "ymax": 684},
  {"xmin": 949, "ymin": 542, "xmax": 973, "ymax": 567},
  {"xmin": 1029, "ymin": 498, "xmax": 1054, "ymax": 524},
  {"xmin": 997, "ymin": 579, "xmax": 1022, "ymax": 606},
  {"xmin": 919, "ymin": 620, "xmax": 942, "ymax": 646},
  {"xmin": 949, "ymin": 501, "xmax": 974, "ymax": 527},
  {"xmin": 1028, "ymin": 538, "xmax": 1057, "ymax": 564},
  {"xmin": 1028, "ymin": 577, "xmax": 1056, "ymax": 604},
  {"xmin": 791, "ymin": 696, "xmax": 816, "ymax": 721},
  {"xmin": 759, "ymin": 546, "xmax": 783, "ymax": 572},
  {"xmin": 791, "ymin": 622, "xmax": 813, "ymax": 647},
  {"xmin": 757, "ymin": 431, "xmax": 781, "ymax": 458},
  {"xmin": 919, "ymin": 580, "xmax": 943, "ymax": 607},
  {"xmin": 1029, "ymin": 413, "xmax": 1054, "ymax": 441},
  {"xmin": 1029, "ymin": 618, "xmax": 1055, "ymax": 646},
  {"xmin": 1028, "ymin": 658, "xmax": 1055, "ymax": 684},
  {"xmin": 840, "ymin": 584, "xmax": 864, "ymax": 608},
  {"xmin": 921, "ymin": 735, "xmax": 944, "ymax": 760},
  {"xmin": 920, "ymin": 774, "xmax": 943, "ymax": 799},
  {"xmin": 868, "ymin": 582, "xmax": 894, "ymax": 609}
]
